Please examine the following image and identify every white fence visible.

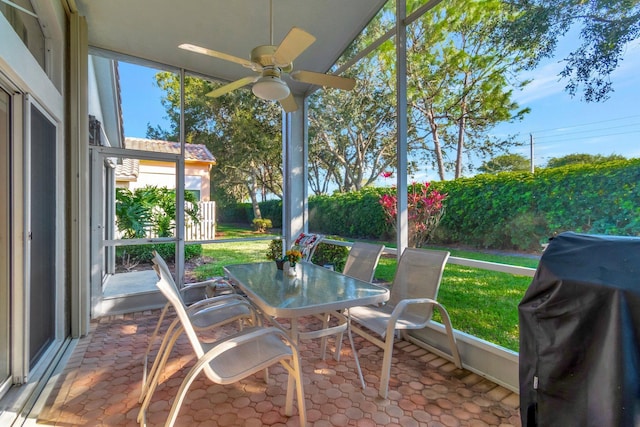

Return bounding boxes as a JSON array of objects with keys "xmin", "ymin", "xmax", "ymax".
[
  {"xmin": 115, "ymin": 201, "xmax": 216, "ymax": 241},
  {"xmin": 185, "ymin": 201, "xmax": 216, "ymax": 241}
]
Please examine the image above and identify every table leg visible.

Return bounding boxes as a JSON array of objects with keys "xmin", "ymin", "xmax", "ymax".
[
  {"xmin": 346, "ymin": 309, "xmax": 366, "ymax": 389},
  {"xmin": 285, "ymin": 315, "xmax": 300, "ymax": 417}
]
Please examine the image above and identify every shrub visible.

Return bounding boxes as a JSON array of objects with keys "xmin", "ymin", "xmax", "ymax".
[
  {"xmin": 265, "ymin": 239, "xmax": 283, "ymax": 260},
  {"xmin": 116, "ymin": 243, "xmax": 202, "ymax": 264},
  {"xmin": 252, "ymin": 218, "xmax": 272, "ymax": 233},
  {"xmin": 311, "ymin": 240, "xmax": 349, "ymax": 271},
  {"xmin": 115, "ymin": 186, "xmax": 199, "ymax": 238},
  {"xmin": 264, "ymin": 237, "xmax": 348, "ymax": 270},
  {"xmin": 379, "ymin": 182, "xmax": 447, "ymax": 248}
]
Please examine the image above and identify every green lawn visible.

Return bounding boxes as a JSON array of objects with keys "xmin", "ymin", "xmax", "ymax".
[{"xmin": 192, "ymin": 225, "xmax": 537, "ymax": 352}]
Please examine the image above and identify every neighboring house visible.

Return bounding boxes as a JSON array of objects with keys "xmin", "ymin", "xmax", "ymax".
[{"xmin": 115, "ymin": 137, "xmax": 216, "ymax": 201}]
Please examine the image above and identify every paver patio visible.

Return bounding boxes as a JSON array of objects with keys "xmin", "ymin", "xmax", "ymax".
[{"xmin": 37, "ymin": 310, "xmax": 521, "ymax": 426}]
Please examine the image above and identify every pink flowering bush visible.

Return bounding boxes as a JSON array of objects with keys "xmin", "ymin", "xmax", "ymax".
[{"xmin": 379, "ymin": 182, "xmax": 447, "ymax": 248}]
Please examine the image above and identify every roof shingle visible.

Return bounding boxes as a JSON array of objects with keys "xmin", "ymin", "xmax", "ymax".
[{"xmin": 124, "ymin": 137, "xmax": 216, "ymax": 163}]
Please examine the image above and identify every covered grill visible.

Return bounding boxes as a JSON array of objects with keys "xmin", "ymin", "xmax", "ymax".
[{"xmin": 519, "ymin": 232, "xmax": 640, "ymax": 426}]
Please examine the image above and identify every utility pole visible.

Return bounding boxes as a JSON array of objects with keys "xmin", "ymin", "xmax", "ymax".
[{"xmin": 530, "ymin": 133, "xmax": 535, "ymax": 173}]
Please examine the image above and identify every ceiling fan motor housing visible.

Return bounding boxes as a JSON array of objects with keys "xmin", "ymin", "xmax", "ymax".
[{"xmin": 251, "ymin": 45, "xmax": 293, "ymax": 71}]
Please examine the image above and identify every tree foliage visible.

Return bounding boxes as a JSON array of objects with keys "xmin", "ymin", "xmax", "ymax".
[
  {"xmin": 478, "ymin": 153, "xmax": 531, "ymax": 173},
  {"xmin": 403, "ymin": 0, "xmax": 532, "ymax": 179},
  {"xmin": 307, "ymin": 54, "xmax": 399, "ymax": 194},
  {"xmin": 307, "ymin": 9, "xmax": 402, "ymax": 195},
  {"xmin": 501, "ymin": 0, "xmax": 640, "ymax": 102},
  {"xmin": 150, "ymin": 73, "xmax": 282, "ymax": 215},
  {"xmin": 546, "ymin": 152, "xmax": 626, "ymax": 168},
  {"xmin": 115, "ymin": 185, "xmax": 199, "ymax": 238}
]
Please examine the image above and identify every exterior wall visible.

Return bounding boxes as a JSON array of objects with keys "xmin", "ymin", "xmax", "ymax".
[
  {"xmin": 0, "ymin": 0, "xmax": 83, "ymax": 422},
  {"xmin": 119, "ymin": 159, "xmax": 212, "ymax": 201}
]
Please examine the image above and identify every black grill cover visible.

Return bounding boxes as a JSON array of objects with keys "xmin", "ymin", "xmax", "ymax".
[{"xmin": 519, "ymin": 232, "xmax": 640, "ymax": 427}]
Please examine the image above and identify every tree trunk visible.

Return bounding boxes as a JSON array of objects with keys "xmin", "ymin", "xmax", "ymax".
[
  {"xmin": 247, "ymin": 174, "xmax": 262, "ymax": 220},
  {"xmin": 455, "ymin": 73, "xmax": 470, "ymax": 179},
  {"xmin": 427, "ymin": 110, "xmax": 446, "ymax": 181}
]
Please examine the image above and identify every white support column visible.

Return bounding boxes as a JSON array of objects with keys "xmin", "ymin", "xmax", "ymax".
[
  {"xmin": 282, "ymin": 95, "xmax": 307, "ymax": 250},
  {"xmin": 69, "ymin": 13, "xmax": 90, "ymax": 337},
  {"xmin": 396, "ymin": 0, "xmax": 409, "ymax": 258},
  {"xmin": 175, "ymin": 69, "xmax": 186, "ymax": 286}
]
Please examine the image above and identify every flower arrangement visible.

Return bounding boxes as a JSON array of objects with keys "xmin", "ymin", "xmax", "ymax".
[{"xmin": 285, "ymin": 248, "xmax": 302, "ymax": 267}]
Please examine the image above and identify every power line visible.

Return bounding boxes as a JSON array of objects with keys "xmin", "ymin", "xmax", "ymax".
[
  {"xmin": 534, "ymin": 128, "xmax": 640, "ymax": 145},
  {"xmin": 531, "ymin": 114, "xmax": 640, "ymax": 135},
  {"xmin": 534, "ymin": 123, "xmax": 640, "ymax": 140}
]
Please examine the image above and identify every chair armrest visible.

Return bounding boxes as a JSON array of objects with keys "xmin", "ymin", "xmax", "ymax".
[
  {"xmin": 391, "ymin": 297, "xmax": 438, "ymax": 315},
  {"xmin": 181, "ymin": 277, "xmax": 236, "ymax": 296},
  {"xmin": 385, "ymin": 298, "xmax": 442, "ymax": 336},
  {"xmin": 186, "ymin": 294, "xmax": 251, "ymax": 315},
  {"xmin": 203, "ymin": 326, "xmax": 295, "ymax": 361}
]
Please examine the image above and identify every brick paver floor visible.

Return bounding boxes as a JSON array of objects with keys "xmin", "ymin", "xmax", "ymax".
[{"xmin": 37, "ymin": 310, "xmax": 521, "ymax": 426}]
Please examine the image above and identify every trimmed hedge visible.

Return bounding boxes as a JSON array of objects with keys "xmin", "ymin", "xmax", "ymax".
[
  {"xmin": 115, "ymin": 243, "xmax": 203, "ymax": 263},
  {"xmin": 219, "ymin": 159, "xmax": 640, "ymax": 251},
  {"xmin": 431, "ymin": 159, "xmax": 640, "ymax": 250}
]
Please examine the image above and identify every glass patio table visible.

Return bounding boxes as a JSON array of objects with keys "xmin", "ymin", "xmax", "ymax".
[{"xmin": 223, "ymin": 261, "xmax": 390, "ymax": 387}]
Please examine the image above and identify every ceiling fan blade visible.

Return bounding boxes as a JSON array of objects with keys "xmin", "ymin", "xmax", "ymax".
[
  {"xmin": 290, "ymin": 70, "xmax": 356, "ymax": 91},
  {"xmin": 206, "ymin": 76, "xmax": 258, "ymax": 98},
  {"xmin": 279, "ymin": 93, "xmax": 298, "ymax": 113},
  {"xmin": 179, "ymin": 43, "xmax": 258, "ymax": 70},
  {"xmin": 273, "ymin": 27, "xmax": 316, "ymax": 66}
]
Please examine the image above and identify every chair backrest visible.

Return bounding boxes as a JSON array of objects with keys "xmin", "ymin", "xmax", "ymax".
[
  {"xmin": 293, "ymin": 233, "xmax": 324, "ymax": 262},
  {"xmin": 343, "ymin": 242, "xmax": 385, "ymax": 282},
  {"xmin": 388, "ymin": 248, "xmax": 450, "ymax": 321},
  {"xmin": 152, "ymin": 251, "xmax": 205, "ymax": 358}
]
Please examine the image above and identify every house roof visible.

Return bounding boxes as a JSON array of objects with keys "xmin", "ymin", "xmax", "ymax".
[
  {"xmin": 115, "ymin": 158, "xmax": 140, "ymax": 181},
  {"xmin": 124, "ymin": 137, "xmax": 216, "ymax": 163}
]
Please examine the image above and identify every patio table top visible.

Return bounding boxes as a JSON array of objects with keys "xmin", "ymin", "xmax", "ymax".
[{"xmin": 224, "ymin": 261, "xmax": 389, "ymax": 318}]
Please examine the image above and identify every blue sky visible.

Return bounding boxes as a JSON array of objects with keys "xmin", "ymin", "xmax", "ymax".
[
  {"xmin": 492, "ymin": 38, "xmax": 640, "ymax": 168},
  {"xmin": 119, "ymin": 36, "xmax": 640, "ymax": 179}
]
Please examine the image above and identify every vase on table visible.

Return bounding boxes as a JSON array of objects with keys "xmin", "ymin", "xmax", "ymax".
[
  {"xmin": 285, "ymin": 262, "xmax": 297, "ymax": 277},
  {"xmin": 275, "ymin": 259, "xmax": 285, "ymax": 270}
]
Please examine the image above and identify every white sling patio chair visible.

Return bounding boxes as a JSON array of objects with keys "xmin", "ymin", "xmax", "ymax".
[
  {"xmin": 293, "ymin": 232, "xmax": 324, "ymax": 262},
  {"xmin": 350, "ymin": 247, "xmax": 462, "ymax": 398},
  {"xmin": 310, "ymin": 241, "xmax": 385, "ymax": 388},
  {"xmin": 139, "ymin": 252, "xmax": 306, "ymax": 427},
  {"xmin": 342, "ymin": 242, "xmax": 385, "ymax": 282},
  {"xmin": 140, "ymin": 252, "xmax": 260, "ymax": 404}
]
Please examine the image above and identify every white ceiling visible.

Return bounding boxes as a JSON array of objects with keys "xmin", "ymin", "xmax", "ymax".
[{"xmin": 74, "ymin": 0, "xmax": 387, "ymax": 95}]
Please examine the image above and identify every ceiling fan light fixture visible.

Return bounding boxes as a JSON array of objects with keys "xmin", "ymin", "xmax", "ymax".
[{"xmin": 252, "ymin": 75, "xmax": 290, "ymax": 101}]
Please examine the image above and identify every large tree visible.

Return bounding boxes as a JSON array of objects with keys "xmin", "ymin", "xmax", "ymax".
[
  {"xmin": 148, "ymin": 73, "xmax": 283, "ymax": 218},
  {"xmin": 404, "ymin": 0, "xmax": 532, "ymax": 180},
  {"xmin": 306, "ymin": 8, "xmax": 407, "ymax": 194},
  {"xmin": 307, "ymin": 54, "xmax": 400, "ymax": 194},
  {"xmin": 502, "ymin": 0, "xmax": 640, "ymax": 102}
]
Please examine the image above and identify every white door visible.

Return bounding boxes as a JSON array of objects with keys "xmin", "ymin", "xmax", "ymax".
[{"xmin": 0, "ymin": 85, "xmax": 11, "ymax": 398}]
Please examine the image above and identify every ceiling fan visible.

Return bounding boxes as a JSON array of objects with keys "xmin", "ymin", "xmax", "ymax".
[{"xmin": 178, "ymin": 1, "xmax": 356, "ymax": 113}]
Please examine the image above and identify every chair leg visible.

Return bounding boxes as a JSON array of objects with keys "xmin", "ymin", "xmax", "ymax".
[
  {"xmin": 292, "ymin": 354, "xmax": 307, "ymax": 427},
  {"xmin": 163, "ymin": 355, "xmax": 210, "ymax": 427},
  {"xmin": 435, "ymin": 304, "xmax": 462, "ymax": 368},
  {"xmin": 140, "ymin": 317, "xmax": 182, "ymax": 402},
  {"xmin": 141, "ymin": 303, "xmax": 171, "ymax": 396},
  {"xmin": 137, "ymin": 328, "xmax": 183, "ymax": 423},
  {"xmin": 378, "ymin": 334, "xmax": 396, "ymax": 399},
  {"xmin": 283, "ymin": 348, "xmax": 306, "ymax": 426}
]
